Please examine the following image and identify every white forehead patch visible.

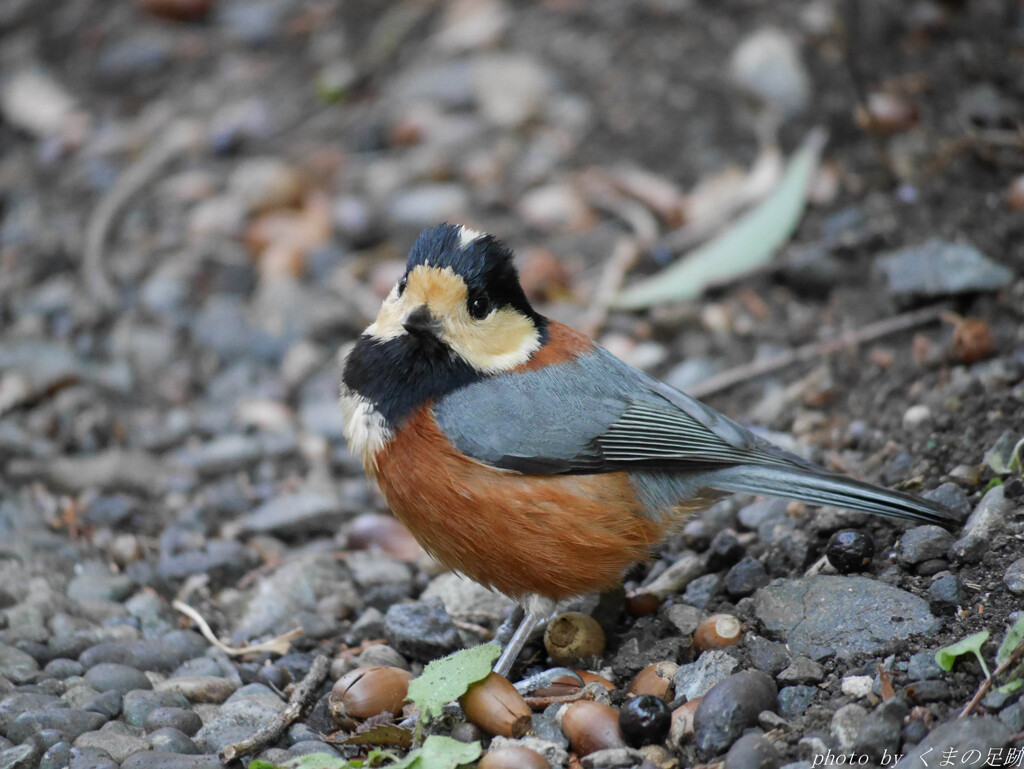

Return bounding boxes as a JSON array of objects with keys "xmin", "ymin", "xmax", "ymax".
[{"xmin": 458, "ymin": 225, "xmax": 485, "ymax": 249}]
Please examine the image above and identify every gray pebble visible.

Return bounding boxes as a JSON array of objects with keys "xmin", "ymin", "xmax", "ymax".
[
  {"xmin": 747, "ymin": 636, "xmax": 791, "ymax": 676},
  {"xmin": 852, "ymin": 699, "xmax": 907, "ymax": 762},
  {"xmin": 876, "ymin": 238, "xmax": 1013, "ymax": 299},
  {"xmin": 0, "ymin": 693, "xmax": 64, "ymax": 734},
  {"xmin": 907, "ymin": 652, "xmax": 943, "ymax": 681},
  {"xmin": 693, "ymin": 670, "xmax": 777, "ymax": 758},
  {"xmin": 683, "ymin": 574, "xmax": 722, "ymax": 609},
  {"xmin": 724, "ymin": 556, "xmax": 769, "ymax": 598},
  {"xmin": 999, "ymin": 699, "xmax": 1024, "ymax": 732},
  {"xmin": 79, "ymin": 632, "xmax": 205, "ymax": 673},
  {"xmin": 899, "ymin": 715, "xmax": 1011, "ymax": 765},
  {"xmin": 383, "ymin": 599, "xmax": 461, "ymax": 661},
  {"xmin": 143, "ymin": 707, "xmax": 203, "ymax": 736},
  {"xmin": 121, "ymin": 750, "xmax": 224, "ymax": 769},
  {"xmin": 81, "ymin": 691, "xmax": 122, "ymax": 720},
  {"xmin": 84, "ymin": 663, "xmax": 152, "ymax": 695},
  {"xmin": 122, "ymin": 690, "xmax": 190, "ymax": 727},
  {"xmin": 73, "ymin": 720, "xmax": 148, "ymax": 763},
  {"xmin": 68, "ymin": 746, "xmax": 119, "ymax": 769},
  {"xmin": 928, "ymin": 574, "xmax": 962, "ymax": 615},
  {"xmin": 897, "ymin": 526, "xmax": 954, "ymax": 566},
  {"xmin": 664, "ymin": 604, "xmax": 703, "ymax": 636},
  {"xmin": 777, "ymin": 657, "xmax": 823, "ymax": 686},
  {"xmin": 922, "ymin": 483, "xmax": 971, "ymax": 517},
  {"xmin": 289, "ymin": 740, "xmax": 341, "ymax": 758},
  {"xmin": 39, "ymin": 742, "xmax": 71, "ymax": 769},
  {"xmin": 831, "ymin": 703, "xmax": 867, "ymax": 749},
  {"xmin": 907, "ymin": 679, "xmax": 951, "ymax": 702},
  {"xmin": 1004, "ymin": 558, "xmax": 1024, "ymax": 595},
  {"xmin": 777, "ymin": 686, "xmax": 816, "ymax": 719},
  {"xmin": 725, "ymin": 733, "xmax": 779, "ymax": 769},
  {"xmin": 951, "ymin": 485, "xmax": 1011, "ymax": 563},
  {"xmin": 43, "ymin": 659, "xmax": 84, "ymax": 680},
  {"xmin": 8, "ymin": 708, "xmax": 107, "ymax": 743},
  {"xmin": 0, "ymin": 745, "xmax": 36, "ymax": 769},
  {"xmin": 674, "ymin": 650, "xmax": 739, "ymax": 701},
  {"xmin": 148, "ymin": 727, "xmax": 198, "ymax": 754},
  {"xmin": 155, "ymin": 675, "xmax": 237, "ymax": 704},
  {"xmin": 0, "ymin": 646, "xmax": 40, "ymax": 685},
  {"xmin": 66, "ymin": 574, "xmax": 137, "ymax": 604}
]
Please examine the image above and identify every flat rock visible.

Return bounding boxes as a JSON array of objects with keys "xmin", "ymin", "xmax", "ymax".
[
  {"xmin": 155, "ymin": 676, "xmax": 237, "ymax": 704},
  {"xmin": 0, "ymin": 645, "xmax": 39, "ymax": 685},
  {"xmin": 753, "ymin": 576, "xmax": 940, "ymax": 659},
  {"xmin": 383, "ymin": 599, "xmax": 462, "ymax": 661},
  {"xmin": 121, "ymin": 751, "xmax": 224, "ymax": 769},
  {"xmin": 232, "ymin": 493, "xmax": 350, "ymax": 538},
  {"xmin": 896, "ymin": 716, "xmax": 1011, "ymax": 767},
  {"xmin": 674, "ymin": 650, "xmax": 739, "ymax": 701},
  {"xmin": 73, "ymin": 721, "xmax": 149, "ymax": 763},
  {"xmin": 876, "ymin": 239, "xmax": 1013, "ymax": 299}
]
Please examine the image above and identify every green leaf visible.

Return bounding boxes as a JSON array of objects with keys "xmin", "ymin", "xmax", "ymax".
[
  {"xmin": 997, "ymin": 616, "xmax": 1024, "ymax": 666},
  {"xmin": 387, "ymin": 736, "xmax": 482, "ymax": 769},
  {"xmin": 614, "ymin": 128, "xmax": 827, "ymax": 309},
  {"xmin": 984, "ymin": 433, "xmax": 1024, "ymax": 476},
  {"xmin": 282, "ymin": 754, "xmax": 359, "ymax": 769},
  {"xmin": 406, "ymin": 644, "xmax": 501, "ymax": 721},
  {"xmin": 935, "ymin": 630, "xmax": 991, "ymax": 679},
  {"xmin": 996, "ymin": 679, "xmax": 1023, "ymax": 695}
]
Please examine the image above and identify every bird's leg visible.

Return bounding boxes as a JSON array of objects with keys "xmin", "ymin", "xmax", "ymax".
[
  {"xmin": 492, "ymin": 605, "xmax": 524, "ymax": 648},
  {"xmin": 492, "ymin": 595, "xmax": 556, "ymax": 678}
]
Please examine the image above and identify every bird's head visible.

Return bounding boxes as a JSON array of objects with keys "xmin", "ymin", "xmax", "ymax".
[
  {"xmin": 365, "ymin": 223, "xmax": 546, "ymax": 373},
  {"xmin": 342, "ymin": 224, "xmax": 548, "ymax": 426}
]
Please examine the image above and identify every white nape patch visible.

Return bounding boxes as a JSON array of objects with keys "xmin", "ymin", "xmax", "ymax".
[
  {"xmin": 339, "ymin": 386, "xmax": 393, "ymax": 473},
  {"xmin": 457, "ymin": 225, "xmax": 485, "ymax": 249}
]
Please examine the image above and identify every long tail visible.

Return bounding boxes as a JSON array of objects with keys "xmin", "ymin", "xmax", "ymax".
[{"xmin": 704, "ymin": 464, "xmax": 962, "ymax": 529}]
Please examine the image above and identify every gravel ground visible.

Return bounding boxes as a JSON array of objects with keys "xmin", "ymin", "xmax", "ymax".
[{"xmin": 1, "ymin": 1, "xmax": 1023, "ymax": 768}]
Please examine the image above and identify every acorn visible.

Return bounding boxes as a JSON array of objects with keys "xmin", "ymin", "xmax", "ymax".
[
  {"xmin": 627, "ymin": 661, "xmax": 678, "ymax": 701},
  {"xmin": 544, "ymin": 612, "xmax": 606, "ymax": 666},
  {"xmin": 479, "ymin": 746, "xmax": 550, "ymax": 769},
  {"xmin": 693, "ymin": 613, "xmax": 742, "ymax": 652},
  {"xmin": 625, "ymin": 591, "xmax": 661, "ymax": 617},
  {"xmin": 459, "ymin": 672, "xmax": 532, "ymax": 738},
  {"xmin": 668, "ymin": 698, "xmax": 701, "ymax": 747},
  {"xmin": 561, "ymin": 700, "xmax": 626, "ymax": 756},
  {"xmin": 329, "ymin": 666, "xmax": 412, "ymax": 722}
]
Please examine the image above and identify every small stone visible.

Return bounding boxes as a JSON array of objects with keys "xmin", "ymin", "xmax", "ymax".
[
  {"xmin": 899, "ymin": 715, "xmax": 1011, "ymax": 765},
  {"xmin": 143, "ymin": 706, "xmax": 203, "ymax": 736},
  {"xmin": 951, "ymin": 486, "xmax": 1012, "ymax": 563},
  {"xmin": 693, "ymin": 670, "xmax": 777, "ymax": 759},
  {"xmin": 664, "ymin": 604, "xmax": 703, "ymax": 636},
  {"xmin": 777, "ymin": 685, "xmax": 816, "ymax": 718},
  {"xmin": 833, "ymin": 704, "xmax": 870, "ymax": 750},
  {"xmin": 73, "ymin": 720, "xmax": 148, "ymax": 763},
  {"xmin": 706, "ymin": 530, "xmax": 745, "ymax": 571},
  {"xmin": 44, "ymin": 659, "xmax": 84, "ymax": 680},
  {"xmin": 907, "ymin": 679, "xmax": 951, "ymax": 703},
  {"xmin": 902, "ymin": 404, "xmax": 931, "ymax": 430},
  {"xmin": 876, "ymin": 239, "xmax": 1013, "ymax": 299},
  {"xmin": 725, "ymin": 733, "xmax": 780, "ymax": 769},
  {"xmin": 0, "ymin": 745, "xmax": 36, "ymax": 769},
  {"xmin": 897, "ymin": 526, "xmax": 953, "ymax": 565},
  {"xmin": 747, "ymin": 636, "xmax": 791, "ymax": 676},
  {"xmin": 383, "ymin": 599, "xmax": 461, "ymax": 661},
  {"xmin": 673, "ymin": 650, "xmax": 739, "ymax": 701},
  {"xmin": 907, "ymin": 652, "xmax": 943, "ymax": 681},
  {"xmin": 922, "ymin": 483, "xmax": 972, "ymax": 518},
  {"xmin": 683, "ymin": 574, "xmax": 722, "ymax": 609},
  {"xmin": 777, "ymin": 657, "xmax": 824, "ymax": 686},
  {"xmin": 0, "ymin": 645, "xmax": 40, "ymax": 684},
  {"xmin": 724, "ymin": 556, "xmax": 769, "ymax": 598},
  {"xmin": 928, "ymin": 574, "xmax": 962, "ymax": 615},
  {"xmin": 121, "ymin": 690, "xmax": 190, "ymax": 728},
  {"xmin": 154, "ymin": 676, "xmax": 237, "ymax": 704},
  {"xmin": 39, "ymin": 742, "xmax": 71, "ymax": 769},
  {"xmin": 82, "ymin": 691, "xmax": 122, "ymax": 720},
  {"xmin": 1004, "ymin": 558, "xmax": 1024, "ymax": 595},
  {"xmin": 148, "ymin": 727, "xmax": 198, "ymax": 754},
  {"xmin": 84, "ymin": 664, "xmax": 152, "ymax": 695},
  {"xmin": 121, "ymin": 750, "xmax": 223, "ymax": 769},
  {"xmin": 580, "ymin": 747, "xmax": 645, "ymax": 769},
  {"xmin": 729, "ymin": 28, "xmax": 810, "ymax": 117},
  {"xmin": 840, "ymin": 675, "xmax": 874, "ymax": 698},
  {"xmin": 8, "ymin": 709, "xmax": 106, "ymax": 743},
  {"xmin": 233, "ymin": 493, "xmax": 350, "ymax": 539}
]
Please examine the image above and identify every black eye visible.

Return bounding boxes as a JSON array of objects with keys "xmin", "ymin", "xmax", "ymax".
[
  {"xmin": 397, "ymin": 275, "xmax": 407, "ymax": 296},
  {"xmin": 469, "ymin": 294, "xmax": 491, "ymax": 320}
]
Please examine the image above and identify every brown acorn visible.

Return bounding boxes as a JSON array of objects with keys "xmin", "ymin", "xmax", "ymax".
[
  {"xmin": 479, "ymin": 745, "xmax": 550, "ymax": 769},
  {"xmin": 544, "ymin": 612, "xmax": 606, "ymax": 666},
  {"xmin": 561, "ymin": 700, "xmax": 626, "ymax": 756},
  {"xmin": 329, "ymin": 666, "xmax": 412, "ymax": 722},
  {"xmin": 668, "ymin": 698, "xmax": 701, "ymax": 747},
  {"xmin": 459, "ymin": 672, "xmax": 532, "ymax": 738},
  {"xmin": 627, "ymin": 661, "xmax": 678, "ymax": 701},
  {"xmin": 693, "ymin": 613, "xmax": 742, "ymax": 652}
]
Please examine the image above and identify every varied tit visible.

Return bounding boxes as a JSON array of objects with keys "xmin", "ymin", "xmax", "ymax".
[{"xmin": 340, "ymin": 223, "xmax": 961, "ymax": 676}]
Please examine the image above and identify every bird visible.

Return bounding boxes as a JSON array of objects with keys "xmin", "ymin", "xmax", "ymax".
[{"xmin": 339, "ymin": 222, "xmax": 961, "ymax": 677}]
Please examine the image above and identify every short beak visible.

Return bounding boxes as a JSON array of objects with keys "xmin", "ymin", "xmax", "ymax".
[{"xmin": 402, "ymin": 305, "xmax": 443, "ymax": 337}]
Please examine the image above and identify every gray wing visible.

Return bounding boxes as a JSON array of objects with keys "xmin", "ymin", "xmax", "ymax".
[{"xmin": 432, "ymin": 345, "xmax": 810, "ymax": 475}]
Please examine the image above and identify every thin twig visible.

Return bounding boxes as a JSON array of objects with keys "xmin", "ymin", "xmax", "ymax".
[
  {"xmin": 523, "ymin": 687, "xmax": 597, "ymax": 710},
  {"xmin": 220, "ymin": 654, "xmax": 331, "ymax": 763},
  {"xmin": 686, "ymin": 304, "xmax": 947, "ymax": 400},
  {"xmin": 83, "ymin": 120, "xmax": 201, "ymax": 308},
  {"xmin": 578, "ymin": 238, "xmax": 642, "ymax": 339},
  {"xmin": 959, "ymin": 640, "xmax": 1024, "ymax": 718},
  {"xmin": 172, "ymin": 600, "xmax": 302, "ymax": 657}
]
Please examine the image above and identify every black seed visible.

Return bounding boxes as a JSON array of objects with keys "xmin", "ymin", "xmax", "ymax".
[
  {"xmin": 618, "ymin": 694, "xmax": 671, "ymax": 746},
  {"xmin": 826, "ymin": 530, "xmax": 874, "ymax": 574}
]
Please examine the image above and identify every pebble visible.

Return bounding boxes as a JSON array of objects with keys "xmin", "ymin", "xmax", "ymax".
[
  {"xmin": 753, "ymin": 576, "xmax": 940, "ymax": 659},
  {"xmin": 876, "ymin": 239, "xmax": 1013, "ymax": 299},
  {"xmin": 82, "ymin": 691, "xmax": 123, "ymax": 720},
  {"xmin": 724, "ymin": 556, "xmax": 769, "ymax": 597},
  {"xmin": 673, "ymin": 650, "xmax": 739, "ymax": 701},
  {"xmin": 143, "ymin": 707, "xmax": 203, "ymax": 736},
  {"xmin": 192, "ymin": 692, "xmax": 287, "ymax": 754},
  {"xmin": 902, "ymin": 404, "xmax": 931, "ymax": 430},
  {"xmin": 155, "ymin": 676, "xmax": 237, "ymax": 704},
  {"xmin": 725, "ymin": 733, "xmax": 780, "ymax": 769},
  {"xmin": 0, "ymin": 646, "xmax": 40, "ymax": 685},
  {"xmin": 906, "ymin": 679, "xmax": 951, "ymax": 703},
  {"xmin": 121, "ymin": 690, "xmax": 190, "ymax": 728},
  {"xmin": 830, "ymin": 703, "xmax": 866, "ymax": 749},
  {"xmin": 121, "ymin": 751, "xmax": 224, "ymax": 769},
  {"xmin": 951, "ymin": 485, "xmax": 1012, "ymax": 562},
  {"xmin": 922, "ymin": 483, "xmax": 972, "ymax": 518},
  {"xmin": 580, "ymin": 747, "xmax": 644, "ymax": 769},
  {"xmin": 43, "ymin": 659, "xmax": 84, "ymax": 680},
  {"xmin": 777, "ymin": 685, "xmax": 816, "ymax": 718},
  {"xmin": 148, "ymin": 726, "xmax": 198, "ymax": 754},
  {"xmin": 1004, "ymin": 558, "xmax": 1024, "ymax": 595},
  {"xmin": 840, "ymin": 675, "xmax": 874, "ymax": 699},
  {"xmin": 693, "ymin": 670, "xmax": 777, "ymax": 759},
  {"xmin": 729, "ymin": 28, "xmax": 809, "ymax": 117},
  {"xmin": 79, "ymin": 632, "xmax": 207, "ymax": 673},
  {"xmin": 907, "ymin": 652, "xmax": 943, "ymax": 681},
  {"xmin": 851, "ymin": 698, "xmax": 906, "ymax": 761},
  {"xmin": 0, "ymin": 744, "xmax": 35, "ymax": 769},
  {"xmin": 84, "ymin": 663, "xmax": 152, "ymax": 695},
  {"xmin": 747, "ymin": 636, "xmax": 791, "ymax": 676},
  {"xmin": 896, "ymin": 525, "xmax": 954, "ymax": 565},
  {"xmin": 39, "ymin": 742, "xmax": 71, "ymax": 769},
  {"xmin": 232, "ymin": 493, "xmax": 350, "ymax": 538},
  {"xmin": 777, "ymin": 657, "xmax": 824, "ymax": 686},
  {"xmin": 664, "ymin": 604, "xmax": 703, "ymax": 637},
  {"xmin": 928, "ymin": 573, "xmax": 962, "ymax": 614},
  {"xmin": 683, "ymin": 574, "xmax": 722, "ymax": 609},
  {"xmin": 8, "ymin": 709, "xmax": 107, "ymax": 743},
  {"xmin": 66, "ymin": 574, "xmax": 137, "ymax": 604},
  {"xmin": 898, "ymin": 715, "xmax": 1011, "ymax": 765},
  {"xmin": 73, "ymin": 720, "xmax": 149, "ymax": 763},
  {"xmin": 383, "ymin": 599, "xmax": 462, "ymax": 661}
]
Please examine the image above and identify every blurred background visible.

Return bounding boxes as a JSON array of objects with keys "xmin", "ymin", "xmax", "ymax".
[{"xmin": 0, "ymin": 0, "xmax": 1023, "ymax": 763}]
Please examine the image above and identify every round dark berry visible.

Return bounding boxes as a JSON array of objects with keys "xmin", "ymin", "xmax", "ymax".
[
  {"xmin": 618, "ymin": 694, "xmax": 671, "ymax": 746},
  {"xmin": 826, "ymin": 529, "xmax": 874, "ymax": 574}
]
